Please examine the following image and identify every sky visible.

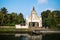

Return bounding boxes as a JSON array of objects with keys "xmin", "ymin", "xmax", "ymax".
[{"xmin": 0, "ymin": 0, "xmax": 60, "ymax": 18}]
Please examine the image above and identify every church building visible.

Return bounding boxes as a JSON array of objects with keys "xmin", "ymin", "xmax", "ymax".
[
  {"xmin": 26, "ymin": 7, "xmax": 42, "ymax": 28},
  {"xmin": 16, "ymin": 7, "xmax": 42, "ymax": 29}
]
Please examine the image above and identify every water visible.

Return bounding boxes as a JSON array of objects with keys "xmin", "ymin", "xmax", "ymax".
[{"xmin": 0, "ymin": 33, "xmax": 60, "ymax": 40}]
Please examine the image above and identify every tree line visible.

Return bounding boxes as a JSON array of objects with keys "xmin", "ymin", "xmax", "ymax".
[
  {"xmin": 0, "ymin": 7, "xmax": 60, "ymax": 29},
  {"xmin": 0, "ymin": 7, "xmax": 25, "ymax": 26},
  {"xmin": 41, "ymin": 10, "xmax": 60, "ymax": 29}
]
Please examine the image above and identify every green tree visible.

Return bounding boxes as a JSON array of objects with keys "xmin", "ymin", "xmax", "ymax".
[
  {"xmin": 0, "ymin": 7, "xmax": 8, "ymax": 26},
  {"xmin": 51, "ymin": 11, "xmax": 60, "ymax": 29},
  {"xmin": 41, "ymin": 10, "xmax": 60, "ymax": 29},
  {"xmin": 0, "ymin": 7, "xmax": 25, "ymax": 26},
  {"xmin": 9, "ymin": 12, "xmax": 17, "ymax": 26},
  {"xmin": 18, "ymin": 12, "xmax": 25, "ymax": 24},
  {"xmin": 41, "ymin": 10, "xmax": 51, "ymax": 28}
]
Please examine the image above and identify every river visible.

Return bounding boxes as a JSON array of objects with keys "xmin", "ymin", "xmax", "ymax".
[{"xmin": 0, "ymin": 33, "xmax": 60, "ymax": 40}]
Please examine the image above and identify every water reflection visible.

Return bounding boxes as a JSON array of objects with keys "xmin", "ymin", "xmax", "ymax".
[
  {"xmin": 18, "ymin": 35, "xmax": 42, "ymax": 40},
  {"xmin": 20, "ymin": 36, "xmax": 26, "ymax": 40},
  {"xmin": 0, "ymin": 33, "xmax": 60, "ymax": 40}
]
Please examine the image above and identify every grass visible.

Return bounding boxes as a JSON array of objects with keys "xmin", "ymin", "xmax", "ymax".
[
  {"xmin": 0, "ymin": 26, "xmax": 32, "ymax": 33},
  {"xmin": 0, "ymin": 26, "xmax": 15, "ymax": 33},
  {"xmin": 0, "ymin": 26, "xmax": 60, "ymax": 33}
]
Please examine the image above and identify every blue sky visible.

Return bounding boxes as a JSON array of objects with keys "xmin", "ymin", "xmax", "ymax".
[{"xmin": 0, "ymin": 0, "xmax": 60, "ymax": 18}]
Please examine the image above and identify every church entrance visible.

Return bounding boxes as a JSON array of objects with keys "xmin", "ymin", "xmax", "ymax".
[{"xmin": 29, "ymin": 22, "xmax": 39, "ymax": 27}]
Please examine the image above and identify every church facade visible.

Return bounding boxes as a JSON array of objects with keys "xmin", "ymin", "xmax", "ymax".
[{"xmin": 26, "ymin": 7, "xmax": 42, "ymax": 28}]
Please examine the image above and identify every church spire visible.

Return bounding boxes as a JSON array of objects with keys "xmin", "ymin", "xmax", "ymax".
[
  {"xmin": 33, "ymin": 6, "xmax": 35, "ymax": 10},
  {"xmin": 31, "ymin": 6, "xmax": 36, "ymax": 14}
]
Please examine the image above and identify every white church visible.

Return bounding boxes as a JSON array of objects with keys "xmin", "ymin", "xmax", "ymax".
[{"xmin": 16, "ymin": 7, "xmax": 42, "ymax": 29}]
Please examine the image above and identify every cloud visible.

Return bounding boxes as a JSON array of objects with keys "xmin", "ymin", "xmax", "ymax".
[
  {"xmin": 40, "ymin": 8, "xmax": 56, "ymax": 12},
  {"xmin": 40, "ymin": 8, "xmax": 56, "ymax": 13},
  {"xmin": 37, "ymin": 0, "xmax": 48, "ymax": 4},
  {"xmin": 45, "ymin": 8, "xmax": 55, "ymax": 11}
]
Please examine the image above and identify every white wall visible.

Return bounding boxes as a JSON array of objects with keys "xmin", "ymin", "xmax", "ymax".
[{"xmin": 15, "ymin": 25, "xmax": 28, "ymax": 29}]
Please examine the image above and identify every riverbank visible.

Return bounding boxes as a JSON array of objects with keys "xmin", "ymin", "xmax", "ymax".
[{"xmin": 0, "ymin": 26, "xmax": 60, "ymax": 33}]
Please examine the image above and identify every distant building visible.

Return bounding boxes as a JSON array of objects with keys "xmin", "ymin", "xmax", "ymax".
[
  {"xmin": 26, "ymin": 7, "xmax": 42, "ymax": 28},
  {"xmin": 16, "ymin": 7, "xmax": 42, "ymax": 29}
]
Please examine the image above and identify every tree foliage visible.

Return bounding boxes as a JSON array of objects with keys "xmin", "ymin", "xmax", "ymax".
[
  {"xmin": 0, "ymin": 7, "xmax": 25, "ymax": 26},
  {"xmin": 41, "ymin": 10, "xmax": 60, "ymax": 29}
]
